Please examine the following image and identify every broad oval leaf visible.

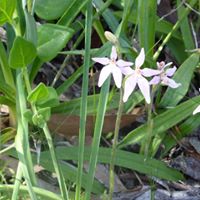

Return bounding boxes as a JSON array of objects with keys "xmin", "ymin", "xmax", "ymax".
[
  {"xmin": 35, "ymin": 0, "xmax": 71, "ymax": 20},
  {"xmin": 159, "ymin": 53, "xmax": 199, "ymax": 107},
  {"xmin": 27, "ymin": 83, "xmax": 49, "ymax": 103},
  {"xmin": 9, "ymin": 37, "xmax": 37, "ymax": 68},
  {"xmin": 37, "ymin": 87, "xmax": 59, "ymax": 108},
  {"xmin": 0, "ymin": 0, "xmax": 16, "ymax": 25},
  {"xmin": 37, "ymin": 24, "xmax": 74, "ymax": 61}
]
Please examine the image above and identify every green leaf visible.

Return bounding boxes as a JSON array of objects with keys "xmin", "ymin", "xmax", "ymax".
[
  {"xmin": 29, "ymin": 151, "xmax": 105, "ymax": 195},
  {"xmin": 35, "ymin": 0, "xmax": 71, "ymax": 20},
  {"xmin": 27, "ymin": 83, "xmax": 49, "ymax": 103},
  {"xmin": 43, "ymin": 146, "xmax": 183, "ymax": 181},
  {"xmin": 37, "ymin": 87, "xmax": 59, "ymax": 108},
  {"xmin": 115, "ymin": 11, "xmax": 182, "ymax": 40},
  {"xmin": 167, "ymin": 38, "xmax": 188, "ymax": 64},
  {"xmin": 0, "ymin": 0, "xmax": 16, "ymax": 25},
  {"xmin": 177, "ymin": 0, "xmax": 195, "ymax": 51},
  {"xmin": 138, "ymin": 0, "xmax": 157, "ymax": 56},
  {"xmin": 0, "ymin": 80, "xmax": 15, "ymax": 102},
  {"xmin": 23, "ymin": 109, "xmax": 33, "ymax": 123},
  {"xmin": 0, "ymin": 40, "xmax": 15, "ymax": 88},
  {"xmin": 0, "ymin": 185, "xmax": 62, "ymax": 200},
  {"xmin": 160, "ymin": 53, "xmax": 199, "ymax": 107},
  {"xmin": 37, "ymin": 24, "xmax": 74, "ymax": 61},
  {"xmin": 93, "ymin": 0, "xmax": 119, "ymax": 32},
  {"xmin": 58, "ymin": 0, "xmax": 89, "ymax": 26},
  {"xmin": 118, "ymin": 95, "xmax": 200, "ymax": 148},
  {"xmin": 38, "ymin": 107, "xmax": 51, "ymax": 121},
  {"xmin": 32, "ymin": 107, "xmax": 51, "ymax": 128},
  {"xmin": 25, "ymin": 11, "xmax": 37, "ymax": 46},
  {"xmin": 162, "ymin": 113, "xmax": 200, "ymax": 156},
  {"xmin": 0, "ymin": 127, "xmax": 16, "ymax": 145},
  {"xmin": 9, "ymin": 37, "xmax": 37, "ymax": 68},
  {"xmin": 51, "ymin": 93, "xmax": 120, "ymax": 114}
]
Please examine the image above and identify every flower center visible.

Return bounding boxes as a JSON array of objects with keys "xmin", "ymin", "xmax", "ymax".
[
  {"xmin": 110, "ymin": 59, "xmax": 116, "ymax": 65},
  {"xmin": 135, "ymin": 67, "xmax": 141, "ymax": 76}
]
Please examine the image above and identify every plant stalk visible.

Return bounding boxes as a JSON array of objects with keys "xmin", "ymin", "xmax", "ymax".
[{"xmin": 109, "ymin": 88, "xmax": 124, "ymax": 199}]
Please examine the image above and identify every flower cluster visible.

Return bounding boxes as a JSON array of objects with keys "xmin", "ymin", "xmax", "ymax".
[{"xmin": 92, "ymin": 46, "xmax": 181, "ymax": 104}]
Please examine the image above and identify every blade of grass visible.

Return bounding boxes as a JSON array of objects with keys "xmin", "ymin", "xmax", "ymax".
[
  {"xmin": 0, "ymin": 184, "xmax": 62, "ymax": 200},
  {"xmin": 114, "ymin": 11, "xmax": 182, "ymax": 40},
  {"xmin": 118, "ymin": 95, "xmax": 200, "ymax": 148},
  {"xmin": 42, "ymin": 146, "xmax": 184, "ymax": 181},
  {"xmin": 57, "ymin": 0, "xmax": 89, "ymax": 26},
  {"xmin": 138, "ymin": 0, "xmax": 157, "ymax": 56},
  {"xmin": 15, "ymin": 70, "xmax": 37, "ymax": 185},
  {"xmin": 93, "ymin": 0, "xmax": 119, "ymax": 32},
  {"xmin": 0, "ymin": 40, "xmax": 15, "ymax": 88},
  {"xmin": 177, "ymin": 0, "xmax": 195, "ymax": 51},
  {"xmin": 75, "ymin": 1, "xmax": 92, "ymax": 199},
  {"xmin": 11, "ymin": 162, "xmax": 23, "ymax": 200},
  {"xmin": 42, "ymin": 124, "xmax": 69, "ymax": 200},
  {"xmin": 23, "ymin": 66, "xmax": 69, "ymax": 199},
  {"xmin": 83, "ymin": 77, "xmax": 111, "ymax": 200},
  {"xmin": 166, "ymin": 38, "xmax": 188, "ymax": 64},
  {"xmin": 153, "ymin": 0, "xmax": 197, "ymax": 61},
  {"xmin": 162, "ymin": 113, "xmax": 200, "ymax": 156},
  {"xmin": 15, "ymin": 70, "xmax": 38, "ymax": 199}
]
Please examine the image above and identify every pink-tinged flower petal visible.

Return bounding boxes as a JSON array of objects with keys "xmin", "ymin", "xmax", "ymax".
[
  {"xmin": 135, "ymin": 48, "xmax": 145, "ymax": 68},
  {"xmin": 120, "ymin": 67, "xmax": 134, "ymax": 76},
  {"xmin": 157, "ymin": 61, "xmax": 165, "ymax": 70},
  {"xmin": 112, "ymin": 66, "xmax": 122, "ymax": 88},
  {"xmin": 163, "ymin": 62, "xmax": 173, "ymax": 69},
  {"xmin": 98, "ymin": 65, "xmax": 112, "ymax": 87},
  {"xmin": 116, "ymin": 59, "xmax": 133, "ymax": 67},
  {"xmin": 149, "ymin": 76, "xmax": 161, "ymax": 85},
  {"xmin": 137, "ymin": 76, "xmax": 151, "ymax": 104},
  {"xmin": 92, "ymin": 57, "xmax": 110, "ymax": 65},
  {"xmin": 193, "ymin": 105, "xmax": 200, "ymax": 115},
  {"xmin": 165, "ymin": 66, "xmax": 177, "ymax": 77},
  {"xmin": 141, "ymin": 68, "xmax": 161, "ymax": 77},
  {"xmin": 123, "ymin": 75, "xmax": 137, "ymax": 102},
  {"xmin": 110, "ymin": 46, "xmax": 117, "ymax": 60},
  {"xmin": 161, "ymin": 77, "xmax": 181, "ymax": 88}
]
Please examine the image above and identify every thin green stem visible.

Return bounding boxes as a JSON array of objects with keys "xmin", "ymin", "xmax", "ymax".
[
  {"xmin": 1, "ymin": 184, "xmax": 63, "ymax": 200},
  {"xmin": 144, "ymin": 103, "xmax": 154, "ymax": 158},
  {"xmin": 140, "ymin": 86, "xmax": 157, "ymax": 158},
  {"xmin": 75, "ymin": 1, "xmax": 92, "ymax": 199},
  {"xmin": 84, "ymin": 77, "xmax": 111, "ymax": 200},
  {"xmin": 0, "ymin": 143, "xmax": 15, "ymax": 154},
  {"xmin": 109, "ymin": 88, "xmax": 124, "ymax": 200},
  {"xmin": 11, "ymin": 162, "xmax": 23, "ymax": 200},
  {"xmin": 43, "ymin": 124, "xmax": 69, "ymax": 200},
  {"xmin": 23, "ymin": 67, "xmax": 69, "ymax": 199},
  {"xmin": 15, "ymin": 71, "xmax": 38, "ymax": 199}
]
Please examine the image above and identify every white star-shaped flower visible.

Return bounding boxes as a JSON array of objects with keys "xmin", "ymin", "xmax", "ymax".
[
  {"xmin": 123, "ymin": 48, "xmax": 160, "ymax": 104},
  {"xmin": 92, "ymin": 46, "xmax": 133, "ymax": 88}
]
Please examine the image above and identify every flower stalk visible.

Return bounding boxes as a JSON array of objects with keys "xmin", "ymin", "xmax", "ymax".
[{"xmin": 109, "ymin": 87, "xmax": 124, "ymax": 200}]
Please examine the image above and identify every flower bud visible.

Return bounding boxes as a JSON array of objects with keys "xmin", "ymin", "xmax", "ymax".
[{"xmin": 104, "ymin": 31, "xmax": 118, "ymax": 44}]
